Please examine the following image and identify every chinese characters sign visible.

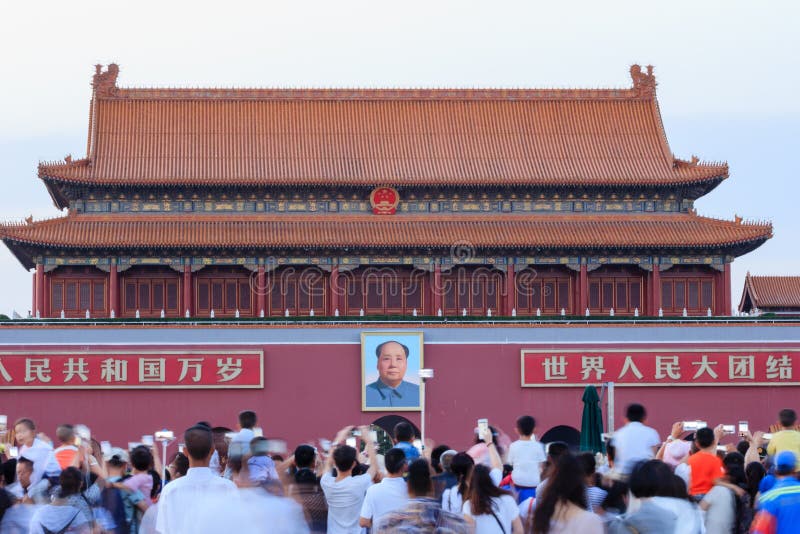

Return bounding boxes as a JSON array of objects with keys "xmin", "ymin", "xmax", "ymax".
[
  {"xmin": 0, "ymin": 350, "xmax": 263, "ymax": 389},
  {"xmin": 521, "ymin": 347, "xmax": 799, "ymax": 387}
]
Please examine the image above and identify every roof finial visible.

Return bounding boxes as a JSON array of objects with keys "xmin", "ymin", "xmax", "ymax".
[
  {"xmin": 630, "ymin": 64, "xmax": 657, "ymax": 97},
  {"xmin": 92, "ymin": 63, "xmax": 120, "ymax": 97}
]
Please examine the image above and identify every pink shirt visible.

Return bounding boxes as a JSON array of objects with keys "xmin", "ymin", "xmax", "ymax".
[{"xmin": 124, "ymin": 473, "xmax": 154, "ymax": 503}]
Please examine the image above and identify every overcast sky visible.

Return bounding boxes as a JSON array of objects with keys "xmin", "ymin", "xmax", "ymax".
[{"xmin": 1, "ymin": 0, "xmax": 797, "ymax": 316}]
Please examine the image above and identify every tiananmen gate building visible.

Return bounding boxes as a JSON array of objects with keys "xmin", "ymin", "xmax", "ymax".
[
  {"xmin": 0, "ymin": 64, "xmax": 772, "ymax": 319},
  {"xmin": 1, "ymin": 64, "xmax": 794, "ymax": 450}
]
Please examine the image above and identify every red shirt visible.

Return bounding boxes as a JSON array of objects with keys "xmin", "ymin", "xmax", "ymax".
[{"xmin": 686, "ymin": 451, "xmax": 724, "ymax": 495}]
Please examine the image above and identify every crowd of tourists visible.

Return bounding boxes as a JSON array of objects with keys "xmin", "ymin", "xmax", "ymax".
[{"xmin": 0, "ymin": 406, "xmax": 799, "ymax": 533}]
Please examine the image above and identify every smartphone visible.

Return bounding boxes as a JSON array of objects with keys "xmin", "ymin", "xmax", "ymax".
[
  {"xmin": 8, "ymin": 446, "xmax": 18, "ymax": 458},
  {"xmin": 345, "ymin": 437, "xmax": 357, "ymax": 448},
  {"xmin": 319, "ymin": 439, "xmax": 332, "ymax": 453},
  {"xmin": 155, "ymin": 430, "xmax": 174, "ymax": 441},
  {"xmin": 141, "ymin": 435, "xmax": 155, "ymax": 447},
  {"xmin": 477, "ymin": 418, "xmax": 489, "ymax": 436},
  {"xmin": 682, "ymin": 421, "xmax": 707, "ymax": 432},
  {"xmin": 351, "ymin": 429, "xmax": 362, "ymax": 437},
  {"xmin": 738, "ymin": 421, "xmax": 749, "ymax": 435},
  {"xmin": 369, "ymin": 430, "xmax": 378, "ymax": 443},
  {"xmin": 716, "ymin": 445, "xmax": 727, "ymax": 452},
  {"xmin": 722, "ymin": 425, "xmax": 736, "ymax": 435},
  {"xmin": 101, "ymin": 441, "xmax": 112, "ymax": 456},
  {"xmin": 178, "ymin": 443, "xmax": 185, "ymax": 454},
  {"xmin": 253, "ymin": 427, "xmax": 263, "ymax": 438},
  {"xmin": 413, "ymin": 439, "xmax": 422, "ymax": 451},
  {"xmin": 763, "ymin": 433, "xmax": 774, "ymax": 440}
]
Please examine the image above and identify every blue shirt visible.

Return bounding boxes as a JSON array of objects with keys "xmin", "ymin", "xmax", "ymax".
[
  {"xmin": 395, "ymin": 441, "xmax": 421, "ymax": 461},
  {"xmin": 365, "ymin": 379, "xmax": 420, "ymax": 408},
  {"xmin": 757, "ymin": 477, "xmax": 800, "ymax": 534}
]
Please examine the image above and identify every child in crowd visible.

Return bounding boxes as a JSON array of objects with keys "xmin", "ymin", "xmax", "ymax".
[
  {"xmin": 507, "ymin": 415, "xmax": 546, "ymax": 504},
  {"xmin": 125, "ymin": 446, "xmax": 155, "ymax": 505}
]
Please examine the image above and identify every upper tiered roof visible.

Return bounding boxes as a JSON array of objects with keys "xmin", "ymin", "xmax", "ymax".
[{"xmin": 38, "ymin": 64, "xmax": 728, "ymax": 208}]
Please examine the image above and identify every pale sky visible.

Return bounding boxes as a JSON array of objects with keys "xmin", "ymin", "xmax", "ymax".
[{"xmin": 1, "ymin": 0, "xmax": 798, "ymax": 316}]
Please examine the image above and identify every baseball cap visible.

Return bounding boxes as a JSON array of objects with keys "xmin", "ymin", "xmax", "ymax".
[
  {"xmin": 103, "ymin": 447, "xmax": 129, "ymax": 464},
  {"xmin": 775, "ymin": 450, "xmax": 796, "ymax": 474}
]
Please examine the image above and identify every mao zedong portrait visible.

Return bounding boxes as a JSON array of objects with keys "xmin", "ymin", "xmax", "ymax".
[{"xmin": 364, "ymin": 340, "xmax": 420, "ymax": 408}]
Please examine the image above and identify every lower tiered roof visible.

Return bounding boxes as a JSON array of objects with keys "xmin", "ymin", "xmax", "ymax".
[{"xmin": 0, "ymin": 213, "xmax": 771, "ymax": 268}]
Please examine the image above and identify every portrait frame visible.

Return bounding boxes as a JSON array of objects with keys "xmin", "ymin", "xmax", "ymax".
[{"xmin": 361, "ymin": 331, "xmax": 424, "ymax": 412}]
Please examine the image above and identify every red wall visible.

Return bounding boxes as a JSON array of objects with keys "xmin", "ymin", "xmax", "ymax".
[{"xmin": 2, "ymin": 341, "xmax": 797, "ymax": 452}]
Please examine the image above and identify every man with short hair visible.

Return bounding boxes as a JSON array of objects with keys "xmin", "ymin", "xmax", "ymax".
[
  {"xmin": 609, "ymin": 404, "xmax": 661, "ymax": 475},
  {"xmin": 359, "ymin": 448, "xmax": 409, "ymax": 528},
  {"xmin": 6, "ymin": 457, "xmax": 47, "ymax": 503},
  {"xmin": 365, "ymin": 340, "xmax": 420, "ymax": 408},
  {"xmin": 287, "ymin": 444, "xmax": 328, "ymax": 533},
  {"xmin": 156, "ymin": 424, "xmax": 237, "ymax": 533},
  {"xmin": 392, "ymin": 422, "xmax": 420, "ymax": 462},
  {"xmin": 767, "ymin": 409, "xmax": 800, "ymax": 463},
  {"xmin": 376, "ymin": 458, "xmax": 470, "ymax": 533},
  {"xmin": 751, "ymin": 450, "xmax": 800, "ymax": 534},
  {"xmin": 686, "ymin": 425, "xmax": 725, "ymax": 499},
  {"xmin": 320, "ymin": 426, "xmax": 377, "ymax": 534}
]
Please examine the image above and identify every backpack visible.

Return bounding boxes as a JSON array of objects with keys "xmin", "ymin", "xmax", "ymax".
[{"xmin": 100, "ymin": 486, "xmax": 131, "ymax": 534}]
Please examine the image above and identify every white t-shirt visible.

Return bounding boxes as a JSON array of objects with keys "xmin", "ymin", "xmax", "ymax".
[
  {"xmin": 359, "ymin": 476, "xmax": 409, "ymax": 524},
  {"xmin": 610, "ymin": 422, "xmax": 660, "ymax": 474},
  {"xmin": 463, "ymin": 494, "xmax": 519, "ymax": 534},
  {"xmin": 442, "ymin": 467, "xmax": 503, "ymax": 513},
  {"xmin": 320, "ymin": 472, "xmax": 373, "ymax": 534},
  {"xmin": 156, "ymin": 467, "xmax": 238, "ymax": 534},
  {"xmin": 507, "ymin": 439, "xmax": 546, "ymax": 487},
  {"xmin": 702, "ymin": 485, "xmax": 735, "ymax": 534}
]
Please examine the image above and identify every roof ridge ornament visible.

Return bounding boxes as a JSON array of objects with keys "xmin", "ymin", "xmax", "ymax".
[
  {"xmin": 93, "ymin": 63, "xmax": 120, "ymax": 97},
  {"xmin": 629, "ymin": 64, "xmax": 656, "ymax": 98}
]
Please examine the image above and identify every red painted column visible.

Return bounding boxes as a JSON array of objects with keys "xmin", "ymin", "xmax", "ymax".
[
  {"xmin": 183, "ymin": 265, "xmax": 193, "ymax": 316},
  {"xmin": 433, "ymin": 263, "xmax": 442, "ymax": 315},
  {"xmin": 109, "ymin": 264, "xmax": 119, "ymax": 317},
  {"xmin": 649, "ymin": 264, "xmax": 661, "ymax": 315},
  {"xmin": 35, "ymin": 264, "xmax": 44, "ymax": 317},
  {"xmin": 578, "ymin": 264, "xmax": 588, "ymax": 313},
  {"xmin": 723, "ymin": 263, "xmax": 732, "ymax": 316},
  {"xmin": 32, "ymin": 272, "xmax": 36, "ymax": 317},
  {"xmin": 257, "ymin": 265, "xmax": 266, "ymax": 317},
  {"xmin": 505, "ymin": 263, "xmax": 515, "ymax": 316},
  {"xmin": 327, "ymin": 265, "xmax": 339, "ymax": 316},
  {"xmin": 42, "ymin": 272, "xmax": 50, "ymax": 318}
]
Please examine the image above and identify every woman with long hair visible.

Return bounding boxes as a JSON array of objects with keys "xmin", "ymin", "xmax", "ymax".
[
  {"xmin": 442, "ymin": 452, "xmax": 475, "ymax": 513},
  {"xmin": 464, "ymin": 464, "xmax": 523, "ymax": 534},
  {"xmin": 530, "ymin": 454, "xmax": 603, "ymax": 534}
]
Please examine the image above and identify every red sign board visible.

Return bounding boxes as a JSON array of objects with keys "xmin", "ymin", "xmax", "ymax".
[
  {"xmin": 0, "ymin": 349, "xmax": 263, "ymax": 389},
  {"xmin": 521, "ymin": 346, "xmax": 800, "ymax": 387}
]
